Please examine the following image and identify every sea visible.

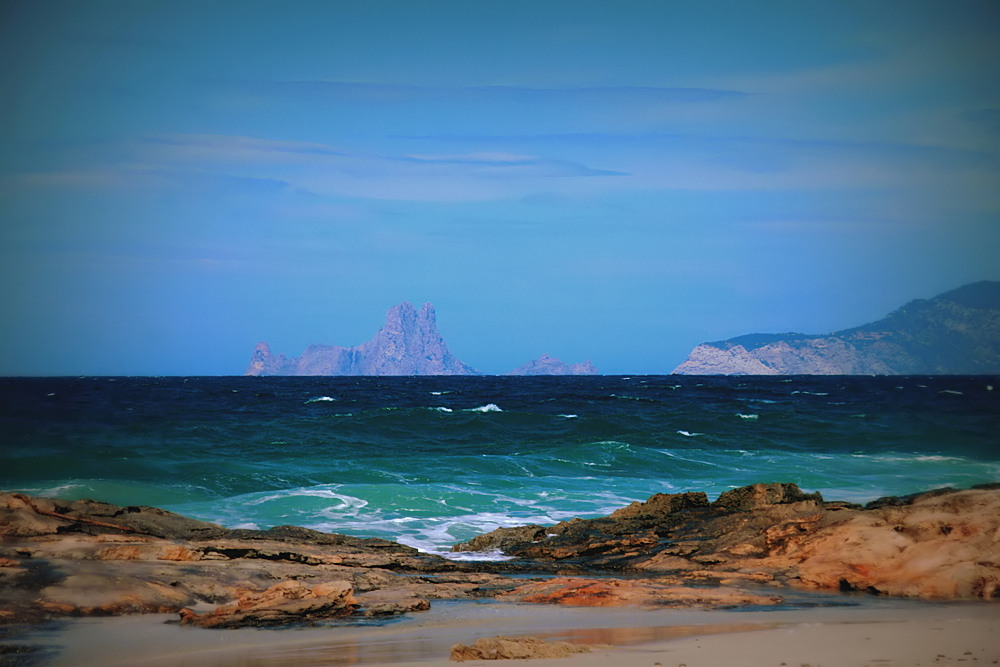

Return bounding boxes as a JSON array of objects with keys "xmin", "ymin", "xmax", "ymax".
[{"xmin": 2, "ymin": 375, "xmax": 998, "ymax": 560}]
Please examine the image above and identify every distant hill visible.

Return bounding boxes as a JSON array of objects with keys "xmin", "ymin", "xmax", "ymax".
[{"xmin": 672, "ymin": 281, "xmax": 1000, "ymax": 375}]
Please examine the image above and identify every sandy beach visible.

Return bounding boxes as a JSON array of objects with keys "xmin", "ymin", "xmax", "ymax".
[{"xmin": 12, "ymin": 595, "xmax": 998, "ymax": 667}]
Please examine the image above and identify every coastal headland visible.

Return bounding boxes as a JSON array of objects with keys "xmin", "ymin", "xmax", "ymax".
[{"xmin": 2, "ymin": 482, "xmax": 998, "ymax": 664}]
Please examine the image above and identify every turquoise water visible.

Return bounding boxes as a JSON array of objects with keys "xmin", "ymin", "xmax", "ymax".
[{"xmin": 2, "ymin": 375, "xmax": 997, "ymax": 557}]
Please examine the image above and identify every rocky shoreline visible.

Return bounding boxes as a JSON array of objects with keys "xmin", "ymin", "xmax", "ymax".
[{"xmin": 2, "ymin": 483, "xmax": 998, "ymax": 634}]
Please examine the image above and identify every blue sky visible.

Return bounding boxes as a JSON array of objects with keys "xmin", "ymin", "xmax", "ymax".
[{"xmin": 1, "ymin": 0, "xmax": 998, "ymax": 375}]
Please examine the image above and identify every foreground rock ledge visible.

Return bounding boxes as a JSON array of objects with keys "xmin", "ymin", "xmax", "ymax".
[
  {"xmin": 454, "ymin": 482, "xmax": 1000, "ymax": 600},
  {"xmin": 1, "ymin": 483, "xmax": 997, "ymax": 630},
  {"xmin": 0, "ymin": 492, "xmax": 511, "ymax": 627}
]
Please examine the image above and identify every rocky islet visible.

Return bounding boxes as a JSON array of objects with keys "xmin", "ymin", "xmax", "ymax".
[{"xmin": 245, "ymin": 301, "xmax": 597, "ymax": 377}]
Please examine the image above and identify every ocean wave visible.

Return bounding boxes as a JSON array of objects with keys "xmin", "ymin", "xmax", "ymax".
[
  {"xmin": 466, "ymin": 403, "xmax": 502, "ymax": 413},
  {"xmin": 736, "ymin": 413, "xmax": 759, "ymax": 420},
  {"xmin": 851, "ymin": 453, "xmax": 967, "ymax": 464},
  {"xmin": 305, "ymin": 396, "xmax": 337, "ymax": 403},
  {"xmin": 245, "ymin": 487, "xmax": 369, "ymax": 512},
  {"xmin": 609, "ymin": 394, "xmax": 658, "ymax": 402}
]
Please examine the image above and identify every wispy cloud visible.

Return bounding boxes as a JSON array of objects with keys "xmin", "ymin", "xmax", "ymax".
[
  {"xmin": 8, "ymin": 133, "xmax": 629, "ymax": 203},
  {"xmin": 217, "ymin": 80, "xmax": 750, "ymax": 105}
]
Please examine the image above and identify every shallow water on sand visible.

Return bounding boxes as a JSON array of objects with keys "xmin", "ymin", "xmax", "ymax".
[{"xmin": 13, "ymin": 596, "xmax": 996, "ymax": 667}]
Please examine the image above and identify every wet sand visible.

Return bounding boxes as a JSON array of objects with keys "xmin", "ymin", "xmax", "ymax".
[{"xmin": 7, "ymin": 596, "xmax": 998, "ymax": 666}]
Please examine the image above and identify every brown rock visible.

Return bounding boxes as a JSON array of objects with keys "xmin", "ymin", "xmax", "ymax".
[
  {"xmin": 609, "ymin": 491, "xmax": 709, "ymax": 519},
  {"xmin": 713, "ymin": 483, "xmax": 823, "ymax": 512},
  {"xmin": 457, "ymin": 484, "xmax": 1000, "ymax": 601},
  {"xmin": 39, "ymin": 573, "xmax": 194, "ymax": 616},
  {"xmin": 502, "ymin": 577, "xmax": 781, "ymax": 608},
  {"xmin": 451, "ymin": 525, "xmax": 548, "ymax": 553},
  {"xmin": 179, "ymin": 579, "xmax": 358, "ymax": 628},
  {"xmin": 157, "ymin": 544, "xmax": 200, "ymax": 561},
  {"xmin": 354, "ymin": 589, "xmax": 431, "ymax": 616},
  {"xmin": 778, "ymin": 488, "xmax": 1000, "ymax": 598},
  {"xmin": 450, "ymin": 636, "xmax": 591, "ymax": 661}
]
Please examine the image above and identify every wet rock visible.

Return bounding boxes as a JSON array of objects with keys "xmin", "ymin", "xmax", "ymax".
[
  {"xmin": 178, "ymin": 580, "xmax": 357, "ymax": 628},
  {"xmin": 0, "ymin": 491, "xmax": 519, "ymax": 629},
  {"xmin": 450, "ymin": 635, "xmax": 591, "ymax": 661},
  {"xmin": 712, "ymin": 483, "xmax": 823, "ymax": 512},
  {"xmin": 451, "ymin": 525, "xmax": 548, "ymax": 553},
  {"xmin": 502, "ymin": 577, "xmax": 781, "ymax": 608},
  {"xmin": 353, "ymin": 589, "xmax": 430, "ymax": 616},
  {"xmin": 456, "ymin": 484, "xmax": 1000, "ymax": 600},
  {"xmin": 608, "ymin": 491, "xmax": 710, "ymax": 519},
  {"xmin": 40, "ymin": 573, "xmax": 194, "ymax": 615}
]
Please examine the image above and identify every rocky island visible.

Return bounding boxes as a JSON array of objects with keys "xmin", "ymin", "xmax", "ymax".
[
  {"xmin": 674, "ymin": 281, "xmax": 1000, "ymax": 375},
  {"xmin": 505, "ymin": 353, "xmax": 598, "ymax": 376},
  {"xmin": 246, "ymin": 302, "xmax": 480, "ymax": 376},
  {"xmin": 246, "ymin": 302, "xmax": 599, "ymax": 377}
]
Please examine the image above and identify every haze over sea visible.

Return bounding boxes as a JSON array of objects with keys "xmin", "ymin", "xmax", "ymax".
[{"xmin": 3, "ymin": 375, "xmax": 998, "ymax": 558}]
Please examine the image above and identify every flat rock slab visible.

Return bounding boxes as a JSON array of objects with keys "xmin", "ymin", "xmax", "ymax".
[{"xmin": 450, "ymin": 635, "xmax": 593, "ymax": 661}]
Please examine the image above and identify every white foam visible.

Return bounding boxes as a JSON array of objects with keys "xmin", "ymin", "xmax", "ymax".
[
  {"xmin": 17, "ymin": 483, "xmax": 85, "ymax": 497},
  {"xmin": 246, "ymin": 488, "xmax": 369, "ymax": 511},
  {"xmin": 444, "ymin": 548, "xmax": 515, "ymax": 562},
  {"xmin": 850, "ymin": 453, "xmax": 965, "ymax": 464},
  {"xmin": 736, "ymin": 413, "xmax": 759, "ymax": 420},
  {"xmin": 558, "ymin": 414, "xmax": 579, "ymax": 419},
  {"xmin": 676, "ymin": 430, "xmax": 703, "ymax": 437},
  {"xmin": 432, "ymin": 406, "xmax": 454, "ymax": 413},
  {"xmin": 938, "ymin": 390, "xmax": 964, "ymax": 395},
  {"xmin": 305, "ymin": 396, "xmax": 337, "ymax": 403},
  {"xmin": 467, "ymin": 403, "xmax": 502, "ymax": 413}
]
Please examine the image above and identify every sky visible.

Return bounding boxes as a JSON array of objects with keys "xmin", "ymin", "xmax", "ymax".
[{"xmin": 1, "ymin": 0, "xmax": 998, "ymax": 375}]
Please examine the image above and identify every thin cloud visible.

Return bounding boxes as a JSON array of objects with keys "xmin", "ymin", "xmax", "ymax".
[
  {"xmin": 15, "ymin": 133, "xmax": 627, "ymax": 203},
  {"xmin": 216, "ymin": 80, "xmax": 750, "ymax": 104}
]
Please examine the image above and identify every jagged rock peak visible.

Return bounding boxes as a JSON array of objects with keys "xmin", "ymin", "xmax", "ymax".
[
  {"xmin": 506, "ymin": 353, "xmax": 599, "ymax": 376},
  {"xmin": 245, "ymin": 302, "xmax": 480, "ymax": 376},
  {"xmin": 673, "ymin": 281, "xmax": 1000, "ymax": 375}
]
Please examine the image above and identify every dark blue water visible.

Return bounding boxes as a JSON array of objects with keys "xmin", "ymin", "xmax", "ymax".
[{"xmin": 1, "ymin": 375, "xmax": 997, "ymax": 557}]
